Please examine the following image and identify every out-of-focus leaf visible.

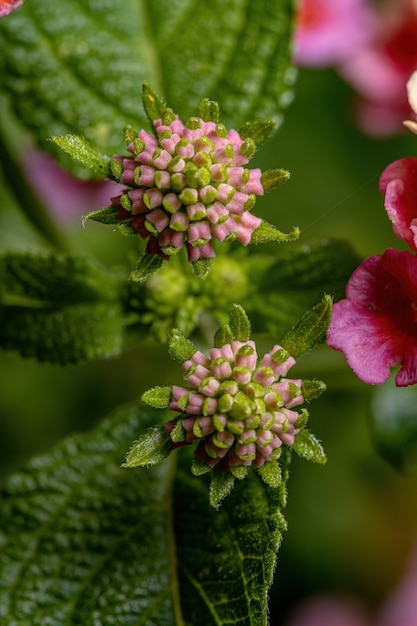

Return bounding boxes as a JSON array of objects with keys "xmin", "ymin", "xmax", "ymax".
[
  {"xmin": 371, "ymin": 380, "xmax": 417, "ymax": 473},
  {"xmin": 281, "ymin": 295, "xmax": 333, "ymax": 358},
  {"xmin": 50, "ymin": 134, "xmax": 111, "ymax": 176},
  {"xmin": 246, "ymin": 239, "xmax": 360, "ymax": 339},
  {"xmin": 0, "ymin": 251, "xmax": 125, "ymax": 364}
]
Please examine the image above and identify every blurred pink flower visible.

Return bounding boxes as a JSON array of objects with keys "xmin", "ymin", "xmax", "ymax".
[
  {"xmin": 286, "ymin": 595, "xmax": 370, "ymax": 626},
  {"xmin": 293, "ymin": 0, "xmax": 375, "ymax": 67},
  {"xmin": 327, "ymin": 248, "xmax": 417, "ymax": 387},
  {"xmin": 0, "ymin": 0, "xmax": 24, "ymax": 17},
  {"xmin": 286, "ymin": 542, "xmax": 417, "ymax": 626},
  {"xmin": 23, "ymin": 149, "xmax": 122, "ymax": 225},
  {"xmin": 340, "ymin": 0, "xmax": 417, "ymax": 136},
  {"xmin": 377, "ymin": 543, "xmax": 417, "ymax": 626}
]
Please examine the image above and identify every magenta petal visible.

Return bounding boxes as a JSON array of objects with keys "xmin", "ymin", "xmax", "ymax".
[
  {"xmin": 327, "ymin": 249, "xmax": 417, "ymax": 386},
  {"xmin": 379, "ymin": 157, "xmax": 417, "ymax": 251},
  {"xmin": 327, "ymin": 300, "xmax": 397, "ymax": 384}
]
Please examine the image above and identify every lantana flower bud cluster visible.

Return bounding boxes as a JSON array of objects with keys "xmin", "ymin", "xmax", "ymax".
[
  {"xmin": 125, "ymin": 304, "xmax": 328, "ymax": 507},
  {"xmin": 111, "ymin": 110, "xmax": 264, "ymax": 262},
  {"xmin": 166, "ymin": 341, "xmax": 304, "ymax": 470},
  {"xmin": 70, "ymin": 84, "xmax": 296, "ymax": 280}
]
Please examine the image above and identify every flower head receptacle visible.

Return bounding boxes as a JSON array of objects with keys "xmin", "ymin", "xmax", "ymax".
[{"xmin": 126, "ymin": 304, "xmax": 327, "ymax": 508}]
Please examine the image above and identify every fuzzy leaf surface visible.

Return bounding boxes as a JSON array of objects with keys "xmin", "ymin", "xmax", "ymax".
[
  {"xmin": 0, "ymin": 405, "xmax": 175, "ymax": 625},
  {"xmin": 0, "ymin": 252, "xmax": 125, "ymax": 364},
  {"xmin": 0, "ymin": 403, "xmax": 289, "ymax": 625},
  {"xmin": 0, "ymin": 0, "xmax": 295, "ymax": 173}
]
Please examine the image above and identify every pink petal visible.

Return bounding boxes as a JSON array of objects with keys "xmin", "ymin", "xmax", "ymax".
[
  {"xmin": 0, "ymin": 0, "xmax": 23, "ymax": 17},
  {"xmin": 327, "ymin": 249, "xmax": 417, "ymax": 386}
]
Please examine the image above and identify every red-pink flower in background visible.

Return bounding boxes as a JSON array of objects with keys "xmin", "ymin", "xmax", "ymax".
[
  {"xmin": 341, "ymin": 0, "xmax": 417, "ymax": 136},
  {"xmin": 293, "ymin": 0, "xmax": 375, "ymax": 67},
  {"xmin": 327, "ymin": 248, "xmax": 417, "ymax": 387},
  {"xmin": 294, "ymin": 0, "xmax": 417, "ymax": 136},
  {"xmin": 0, "ymin": 0, "xmax": 23, "ymax": 17}
]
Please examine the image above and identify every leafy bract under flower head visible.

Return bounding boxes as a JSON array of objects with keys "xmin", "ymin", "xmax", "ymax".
[
  {"xmin": 80, "ymin": 83, "xmax": 297, "ymax": 280},
  {"xmin": 125, "ymin": 304, "xmax": 327, "ymax": 508}
]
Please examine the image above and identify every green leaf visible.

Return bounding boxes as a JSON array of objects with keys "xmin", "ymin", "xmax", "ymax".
[
  {"xmin": 230, "ymin": 465, "xmax": 249, "ymax": 480},
  {"xmin": 50, "ymin": 134, "xmax": 111, "ymax": 176},
  {"xmin": 302, "ymin": 379, "xmax": 327, "ymax": 401},
  {"xmin": 261, "ymin": 168, "xmax": 291, "ymax": 191},
  {"xmin": 191, "ymin": 258, "xmax": 212, "ymax": 280},
  {"xmin": 229, "ymin": 303, "xmax": 251, "ymax": 342},
  {"xmin": 198, "ymin": 97, "xmax": 220, "ymax": 123},
  {"xmin": 0, "ymin": 251, "xmax": 125, "ymax": 364},
  {"xmin": 0, "ymin": 402, "xmax": 290, "ymax": 625},
  {"xmin": 292, "ymin": 429, "xmax": 327, "ymax": 464},
  {"xmin": 251, "ymin": 221, "xmax": 300, "ymax": 245},
  {"xmin": 239, "ymin": 119, "xmax": 278, "ymax": 146},
  {"xmin": 0, "ymin": 0, "xmax": 296, "ymax": 173},
  {"xmin": 123, "ymin": 426, "xmax": 172, "ymax": 467},
  {"xmin": 82, "ymin": 204, "xmax": 122, "ymax": 225},
  {"xmin": 370, "ymin": 380, "xmax": 417, "ymax": 473},
  {"xmin": 142, "ymin": 385, "xmax": 173, "ymax": 409},
  {"xmin": 0, "ymin": 404, "xmax": 176, "ymax": 625},
  {"xmin": 261, "ymin": 239, "xmax": 360, "ymax": 293},
  {"xmin": 281, "ymin": 295, "xmax": 333, "ymax": 359},
  {"xmin": 175, "ymin": 466, "xmax": 288, "ymax": 625},
  {"xmin": 257, "ymin": 460, "xmax": 282, "ymax": 488},
  {"xmin": 191, "ymin": 456, "xmax": 212, "ymax": 476},
  {"xmin": 168, "ymin": 328, "xmax": 197, "ymax": 363},
  {"xmin": 245, "ymin": 239, "xmax": 360, "ymax": 339},
  {"xmin": 209, "ymin": 470, "xmax": 235, "ymax": 509},
  {"xmin": 213, "ymin": 323, "xmax": 233, "ymax": 348},
  {"xmin": 130, "ymin": 254, "xmax": 163, "ymax": 283},
  {"xmin": 142, "ymin": 81, "xmax": 168, "ymax": 130}
]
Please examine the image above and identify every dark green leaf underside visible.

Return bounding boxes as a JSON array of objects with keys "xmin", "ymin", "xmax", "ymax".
[
  {"xmin": 175, "ymin": 466, "xmax": 287, "ymax": 626},
  {"xmin": 0, "ymin": 402, "xmax": 289, "ymax": 625},
  {"xmin": 0, "ymin": 404, "xmax": 175, "ymax": 626}
]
